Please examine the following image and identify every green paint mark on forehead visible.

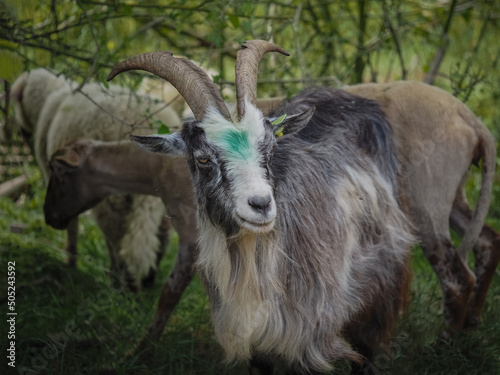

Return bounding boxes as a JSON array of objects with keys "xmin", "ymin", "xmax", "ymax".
[
  {"xmin": 207, "ymin": 127, "xmax": 254, "ymax": 160},
  {"xmin": 212, "ymin": 128, "xmax": 253, "ymax": 160}
]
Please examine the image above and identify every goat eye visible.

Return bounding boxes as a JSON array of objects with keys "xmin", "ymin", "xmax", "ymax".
[{"xmin": 197, "ymin": 157, "xmax": 209, "ymax": 164}]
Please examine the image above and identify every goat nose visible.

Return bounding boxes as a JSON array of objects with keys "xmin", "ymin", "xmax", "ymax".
[{"xmin": 248, "ymin": 195, "xmax": 272, "ymax": 214}]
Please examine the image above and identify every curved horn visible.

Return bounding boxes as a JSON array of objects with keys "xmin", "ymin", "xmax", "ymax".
[
  {"xmin": 107, "ymin": 51, "xmax": 232, "ymax": 122},
  {"xmin": 235, "ymin": 40, "xmax": 290, "ymax": 120}
]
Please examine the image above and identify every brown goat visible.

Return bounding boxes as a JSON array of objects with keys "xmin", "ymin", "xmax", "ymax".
[
  {"xmin": 44, "ymin": 139, "xmax": 198, "ymax": 352},
  {"xmin": 344, "ymin": 81, "xmax": 498, "ymax": 330}
]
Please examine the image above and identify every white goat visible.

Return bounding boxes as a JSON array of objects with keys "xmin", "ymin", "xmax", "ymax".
[{"xmin": 10, "ymin": 68, "xmax": 182, "ymax": 290}]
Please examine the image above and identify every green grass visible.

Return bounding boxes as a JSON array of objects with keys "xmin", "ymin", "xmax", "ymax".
[{"xmin": 0, "ymin": 162, "xmax": 499, "ymax": 375}]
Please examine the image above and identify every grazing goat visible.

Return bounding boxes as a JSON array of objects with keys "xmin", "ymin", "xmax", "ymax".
[
  {"xmin": 108, "ymin": 40, "xmax": 414, "ymax": 373},
  {"xmin": 44, "ymin": 138, "xmax": 199, "ymax": 352},
  {"xmin": 10, "ymin": 68, "xmax": 181, "ymax": 290}
]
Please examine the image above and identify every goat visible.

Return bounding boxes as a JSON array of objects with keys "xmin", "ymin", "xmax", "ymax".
[
  {"xmin": 265, "ymin": 82, "xmax": 499, "ymax": 330},
  {"xmin": 44, "ymin": 138, "xmax": 199, "ymax": 353},
  {"xmin": 41, "ymin": 95, "xmax": 296, "ymax": 357},
  {"xmin": 45, "ymin": 84, "xmax": 498, "ymax": 370},
  {"xmin": 107, "ymin": 40, "xmax": 415, "ymax": 373},
  {"xmin": 343, "ymin": 82, "xmax": 498, "ymax": 329},
  {"xmin": 10, "ymin": 68, "xmax": 182, "ymax": 290}
]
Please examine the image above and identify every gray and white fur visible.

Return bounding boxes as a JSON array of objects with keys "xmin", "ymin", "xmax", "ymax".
[{"xmin": 110, "ymin": 42, "xmax": 414, "ymax": 373}]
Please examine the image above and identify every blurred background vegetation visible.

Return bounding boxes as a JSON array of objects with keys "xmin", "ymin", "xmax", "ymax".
[{"xmin": 0, "ymin": 0, "xmax": 499, "ymax": 374}]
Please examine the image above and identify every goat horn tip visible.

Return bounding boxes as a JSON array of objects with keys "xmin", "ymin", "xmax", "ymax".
[{"xmin": 240, "ymin": 40, "xmax": 290, "ymax": 57}]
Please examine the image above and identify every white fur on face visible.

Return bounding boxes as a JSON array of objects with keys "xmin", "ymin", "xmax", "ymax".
[{"xmin": 201, "ymin": 102, "xmax": 276, "ymax": 233}]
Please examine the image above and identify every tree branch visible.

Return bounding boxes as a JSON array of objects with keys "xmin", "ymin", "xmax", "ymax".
[
  {"xmin": 383, "ymin": 1, "xmax": 406, "ymax": 80},
  {"xmin": 454, "ymin": 8, "xmax": 491, "ymax": 96},
  {"xmin": 424, "ymin": 0, "xmax": 459, "ymax": 84},
  {"xmin": 0, "ymin": 80, "xmax": 11, "ymax": 135},
  {"xmin": 353, "ymin": 0, "xmax": 369, "ymax": 83}
]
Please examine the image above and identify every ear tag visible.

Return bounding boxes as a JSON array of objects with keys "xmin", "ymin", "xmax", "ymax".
[
  {"xmin": 271, "ymin": 114, "xmax": 287, "ymax": 126},
  {"xmin": 274, "ymin": 126, "xmax": 284, "ymax": 138},
  {"xmin": 272, "ymin": 114, "xmax": 287, "ymax": 138}
]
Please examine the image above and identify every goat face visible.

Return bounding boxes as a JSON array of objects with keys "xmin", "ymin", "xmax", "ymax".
[
  {"xmin": 131, "ymin": 105, "xmax": 314, "ymax": 236},
  {"xmin": 108, "ymin": 40, "xmax": 311, "ymax": 235},
  {"xmin": 44, "ymin": 140, "xmax": 100, "ymax": 229}
]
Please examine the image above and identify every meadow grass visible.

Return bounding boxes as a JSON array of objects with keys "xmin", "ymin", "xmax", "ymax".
[{"xmin": 0, "ymin": 159, "xmax": 499, "ymax": 375}]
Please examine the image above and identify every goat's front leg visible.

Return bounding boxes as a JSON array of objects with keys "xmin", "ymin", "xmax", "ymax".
[
  {"xmin": 65, "ymin": 216, "xmax": 79, "ymax": 267},
  {"xmin": 128, "ymin": 230, "xmax": 197, "ymax": 364},
  {"xmin": 144, "ymin": 242, "xmax": 196, "ymax": 343}
]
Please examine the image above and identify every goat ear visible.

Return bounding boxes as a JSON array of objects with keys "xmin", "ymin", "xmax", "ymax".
[
  {"xmin": 130, "ymin": 132, "xmax": 187, "ymax": 157},
  {"xmin": 52, "ymin": 141, "xmax": 91, "ymax": 168},
  {"xmin": 270, "ymin": 106, "xmax": 315, "ymax": 138},
  {"xmin": 49, "ymin": 158, "xmax": 77, "ymax": 182}
]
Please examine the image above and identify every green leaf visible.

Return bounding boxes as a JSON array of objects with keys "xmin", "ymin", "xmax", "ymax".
[
  {"xmin": 212, "ymin": 74, "xmax": 221, "ymax": 83},
  {"xmin": 228, "ymin": 14, "xmax": 239, "ymax": 28},
  {"xmin": 462, "ymin": 8, "xmax": 472, "ymax": 23},
  {"xmin": 240, "ymin": 19, "xmax": 253, "ymax": 34},
  {"xmin": 123, "ymin": 4, "xmax": 132, "ymax": 16},
  {"xmin": 207, "ymin": 30, "xmax": 223, "ymax": 48},
  {"xmin": 158, "ymin": 124, "xmax": 171, "ymax": 134},
  {"xmin": 271, "ymin": 114, "xmax": 287, "ymax": 125}
]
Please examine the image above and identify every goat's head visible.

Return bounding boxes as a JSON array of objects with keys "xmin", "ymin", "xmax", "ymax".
[
  {"xmin": 44, "ymin": 139, "xmax": 99, "ymax": 229},
  {"xmin": 108, "ymin": 40, "xmax": 314, "ymax": 236}
]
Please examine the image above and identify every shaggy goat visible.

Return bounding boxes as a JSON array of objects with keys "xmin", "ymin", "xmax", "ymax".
[
  {"xmin": 45, "ymin": 84, "xmax": 498, "ymax": 368},
  {"xmin": 107, "ymin": 40, "xmax": 414, "ymax": 373},
  {"xmin": 10, "ymin": 68, "xmax": 181, "ymax": 290},
  {"xmin": 41, "ymin": 95, "xmax": 300, "ymax": 357},
  {"xmin": 266, "ymin": 82, "xmax": 498, "ymax": 331}
]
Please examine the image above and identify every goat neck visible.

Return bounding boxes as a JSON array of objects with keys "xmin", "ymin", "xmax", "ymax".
[{"xmin": 88, "ymin": 141, "xmax": 166, "ymax": 196}]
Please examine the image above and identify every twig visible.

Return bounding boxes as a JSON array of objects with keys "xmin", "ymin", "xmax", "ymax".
[
  {"xmin": 353, "ymin": 0, "xmax": 369, "ymax": 83},
  {"xmin": 461, "ymin": 72, "xmax": 486, "ymax": 103},
  {"xmin": 0, "ymin": 175, "xmax": 28, "ymax": 196},
  {"xmin": 0, "ymin": 80, "xmax": 10, "ymax": 132},
  {"xmin": 453, "ymin": 8, "xmax": 491, "ymax": 96},
  {"xmin": 74, "ymin": 88, "xmax": 135, "ymax": 127},
  {"xmin": 305, "ymin": 1, "xmax": 337, "ymax": 77},
  {"xmin": 1, "ymin": 36, "xmax": 115, "ymax": 70},
  {"xmin": 81, "ymin": 1, "xmax": 291, "ymax": 20},
  {"xmin": 492, "ymin": 48, "xmax": 500, "ymax": 69},
  {"xmin": 75, "ymin": 0, "xmax": 101, "ymax": 91},
  {"xmin": 218, "ymin": 75, "xmax": 343, "ymax": 86},
  {"xmin": 383, "ymin": 2, "xmax": 406, "ymax": 80},
  {"xmin": 424, "ymin": 0, "xmax": 459, "ymax": 84},
  {"xmin": 292, "ymin": 5, "xmax": 309, "ymax": 83}
]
